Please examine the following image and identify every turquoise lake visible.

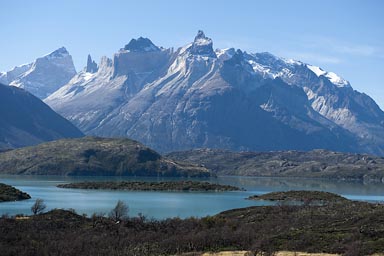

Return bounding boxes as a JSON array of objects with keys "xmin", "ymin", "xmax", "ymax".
[{"xmin": 1, "ymin": 175, "xmax": 383, "ymax": 219}]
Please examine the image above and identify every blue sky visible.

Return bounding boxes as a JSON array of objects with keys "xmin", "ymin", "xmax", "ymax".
[{"xmin": 1, "ymin": 0, "xmax": 383, "ymax": 108}]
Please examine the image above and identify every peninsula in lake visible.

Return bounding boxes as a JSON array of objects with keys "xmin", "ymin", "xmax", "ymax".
[{"xmin": 0, "ymin": 183, "xmax": 31, "ymax": 202}]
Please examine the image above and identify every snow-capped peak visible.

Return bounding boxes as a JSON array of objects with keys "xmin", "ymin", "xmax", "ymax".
[
  {"xmin": 2, "ymin": 47, "xmax": 76, "ymax": 99},
  {"xmin": 123, "ymin": 37, "xmax": 160, "ymax": 52},
  {"xmin": 307, "ymin": 64, "xmax": 350, "ymax": 88}
]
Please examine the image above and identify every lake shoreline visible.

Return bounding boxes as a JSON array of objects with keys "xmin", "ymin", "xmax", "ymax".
[{"xmin": 1, "ymin": 175, "xmax": 383, "ymax": 218}]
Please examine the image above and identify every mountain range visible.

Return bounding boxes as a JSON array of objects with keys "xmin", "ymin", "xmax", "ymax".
[{"xmin": 2, "ymin": 31, "xmax": 384, "ymax": 155}]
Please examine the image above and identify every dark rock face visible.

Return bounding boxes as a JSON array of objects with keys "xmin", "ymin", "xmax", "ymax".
[
  {"xmin": 112, "ymin": 48, "xmax": 170, "ymax": 78},
  {"xmin": 86, "ymin": 54, "xmax": 98, "ymax": 73},
  {"xmin": 0, "ymin": 83, "xmax": 83, "ymax": 149},
  {"xmin": 124, "ymin": 37, "xmax": 160, "ymax": 52}
]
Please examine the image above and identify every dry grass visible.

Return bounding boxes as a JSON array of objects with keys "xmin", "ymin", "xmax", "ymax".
[
  {"xmin": 15, "ymin": 216, "xmax": 31, "ymax": 220},
  {"xmin": 274, "ymin": 252, "xmax": 340, "ymax": 256},
  {"xmin": 201, "ymin": 251, "xmax": 249, "ymax": 256}
]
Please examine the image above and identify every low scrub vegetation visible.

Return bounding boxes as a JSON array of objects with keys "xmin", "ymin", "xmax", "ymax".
[
  {"xmin": 248, "ymin": 190, "xmax": 348, "ymax": 205},
  {"xmin": 1, "ymin": 191, "xmax": 384, "ymax": 255}
]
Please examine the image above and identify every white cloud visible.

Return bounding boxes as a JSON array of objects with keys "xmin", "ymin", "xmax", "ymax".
[
  {"xmin": 334, "ymin": 44, "xmax": 377, "ymax": 56},
  {"xmin": 300, "ymin": 36, "xmax": 384, "ymax": 58}
]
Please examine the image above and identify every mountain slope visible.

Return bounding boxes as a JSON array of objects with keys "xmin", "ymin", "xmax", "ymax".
[
  {"xmin": 0, "ymin": 47, "xmax": 76, "ymax": 99},
  {"xmin": 44, "ymin": 31, "xmax": 384, "ymax": 155},
  {"xmin": 0, "ymin": 83, "xmax": 83, "ymax": 149},
  {"xmin": 0, "ymin": 137, "xmax": 209, "ymax": 177},
  {"xmin": 245, "ymin": 52, "xmax": 384, "ymax": 154}
]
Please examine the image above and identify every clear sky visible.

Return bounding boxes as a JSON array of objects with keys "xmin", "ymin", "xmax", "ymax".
[{"xmin": 1, "ymin": 0, "xmax": 383, "ymax": 108}]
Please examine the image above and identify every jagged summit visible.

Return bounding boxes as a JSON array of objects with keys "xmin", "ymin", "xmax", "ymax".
[
  {"xmin": 123, "ymin": 37, "xmax": 160, "ymax": 52},
  {"xmin": 86, "ymin": 54, "xmax": 98, "ymax": 73},
  {"xmin": 188, "ymin": 30, "xmax": 216, "ymax": 58},
  {"xmin": 194, "ymin": 30, "xmax": 207, "ymax": 41}
]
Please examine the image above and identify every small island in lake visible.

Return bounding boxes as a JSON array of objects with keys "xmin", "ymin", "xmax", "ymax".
[
  {"xmin": 0, "ymin": 183, "xmax": 31, "ymax": 202},
  {"xmin": 57, "ymin": 180, "xmax": 243, "ymax": 192},
  {"xmin": 248, "ymin": 190, "xmax": 348, "ymax": 204}
]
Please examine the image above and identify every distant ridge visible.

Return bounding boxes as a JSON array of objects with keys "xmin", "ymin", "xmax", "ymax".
[
  {"xmin": 167, "ymin": 148, "xmax": 384, "ymax": 181},
  {"xmin": 0, "ymin": 83, "xmax": 83, "ymax": 149}
]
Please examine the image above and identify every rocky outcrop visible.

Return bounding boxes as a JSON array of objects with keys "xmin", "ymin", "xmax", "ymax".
[{"xmin": 86, "ymin": 54, "xmax": 98, "ymax": 73}]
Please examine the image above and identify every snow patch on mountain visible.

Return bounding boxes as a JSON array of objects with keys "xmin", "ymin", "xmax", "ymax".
[
  {"xmin": 248, "ymin": 60, "xmax": 276, "ymax": 79},
  {"xmin": 307, "ymin": 64, "xmax": 350, "ymax": 88},
  {"xmin": 307, "ymin": 65, "xmax": 326, "ymax": 77},
  {"xmin": 325, "ymin": 71, "xmax": 350, "ymax": 87},
  {"xmin": 216, "ymin": 48, "xmax": 236, "ymax": 62}
]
